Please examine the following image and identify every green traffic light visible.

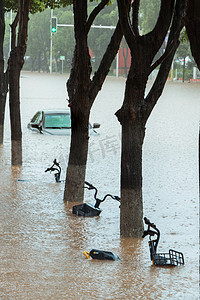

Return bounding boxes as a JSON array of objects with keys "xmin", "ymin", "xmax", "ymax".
[{"xmin": 51, "ymin": 17, "xmax": 57, "ymax": 33}]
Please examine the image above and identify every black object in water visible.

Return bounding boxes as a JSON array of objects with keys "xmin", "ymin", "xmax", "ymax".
[
  {"xmin": 142, "ymin": 217, "xmax": 184, "ymax": 267},
  {"xmin": 83, "ymin": 249, "xmax": 119, "ymax": 261},
  {"xmin": 72, "ymin": 203, "xmax": 102, "ymax": 217},
  {"xmin": 72, "ymin": 181, "xmax": 120, "ymax": 217}
]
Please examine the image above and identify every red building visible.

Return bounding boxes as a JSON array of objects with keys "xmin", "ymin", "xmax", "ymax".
[{"xmin": 118, "ymin": 44, "xmax": 131, "ymax": 75}]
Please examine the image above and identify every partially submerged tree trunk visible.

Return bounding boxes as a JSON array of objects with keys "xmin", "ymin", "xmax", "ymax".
[
  {"xmin": 64, "ymin": 0, "xmax": 123, "ymax": 202},
  {"xmin": 8, "ymin": 0, "xmax": 30, "ymax": 165},
  {"xmin": 9, "ymin": 51, "xmax": 22, "ymax": 165},
  {"xmin": 116, "ymin": 0, "xmax": 187, "ymax": 237}
]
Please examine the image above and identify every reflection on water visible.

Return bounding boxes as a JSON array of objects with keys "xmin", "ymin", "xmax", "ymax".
[{"xmin": 0, "ymin": 73, "xmax": 199, "ymax": 299}]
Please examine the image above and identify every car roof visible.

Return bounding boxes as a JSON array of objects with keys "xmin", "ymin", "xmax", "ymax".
[{"xmin": 42, "ymin": 109, "xmax": 70, "ymax": 114}]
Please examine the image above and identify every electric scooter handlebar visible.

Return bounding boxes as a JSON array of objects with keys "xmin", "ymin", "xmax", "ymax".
[
  {"xmin": 45, "ymin": 159, "xmax": 61, "ymax": 173},
  {"xmin": 84, "ymin": 181, "xmax": 95, "ymax": 190},
  {"xmin": 142, "ymin": 217, "xmax": 160, "ymax": 239},
  {"xmin": 144, "ymin": 217, "xmax": 156, "ymax": 229},
  {"xmin": 45, "ymin": 166, "xmax": 58, "ymax": 173},
  {"xmin": 84, "ymin": 181, "xmax": 120, "ymax": 208},
  {"xmin": 45, "ymin": 159, "xmax": 62, "ymax": 183},
  {"xmin": 112, "ymin": 195, "xmax": 120, "ymax": 202}
]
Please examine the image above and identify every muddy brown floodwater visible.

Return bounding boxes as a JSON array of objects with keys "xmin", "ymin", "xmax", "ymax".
[{"xmin": 0, "ymin": 72, "xmax": 199, "ymax": 299}]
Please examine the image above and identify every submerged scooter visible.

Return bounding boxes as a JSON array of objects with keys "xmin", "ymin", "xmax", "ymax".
[
  {"xmin": 45, "ymin": 161, "xmax": 120, "ymax": 216},
  {"xmin": 72, "ymin": 181, "xmax": 120, "ymax": 217},
  {"xmin": 142, "ymin": 217, "xmax": 184, "ymax": 266},
  {"xmin": 45, "ymin": 159, "xmax": 62, "ymax": 183}
]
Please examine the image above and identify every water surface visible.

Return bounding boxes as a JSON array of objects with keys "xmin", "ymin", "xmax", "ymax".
[{"xmin": 0, "ymin": 73, "xmax": 199, "ymax": 299}]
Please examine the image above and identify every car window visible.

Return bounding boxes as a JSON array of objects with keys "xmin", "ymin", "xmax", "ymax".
[
  {"xmin": 31, "ymin": 111, "xmax": 42, "ymax": 124},
  {"xmin": 44, "ymin": 114, "xmax": 71, "ymax": 128}
]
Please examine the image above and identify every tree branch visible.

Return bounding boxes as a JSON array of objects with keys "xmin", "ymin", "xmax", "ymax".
[
  {"xmin": 144, "ymin": 0, "xmax": 187, "ymax": 121},
  {"xmin": 131, "ymin": 0, "xmax": 140, "ymax": 36},
  {"xmin": 18, "ymin": 0, "xmax": 30, "ymax": 48},
  {"xmin": 149, "ymin": 40, "xmax": 175, "ymax": 74},
  {"xmin": 117, "ymin": 0, "xmax": 134, "ymax": 46},
  {"xmin": 86, "ymin": 0, "xmax": 109, "ymax": 33},
  {"xmin": 185, "ymin": 0, "xmax": 200, "ymax": 69},
  {"xmin": 146, "ymin": 0, "xmax": 175, "ymax": 54},
  {"xmin": 89, "ymin": 21, "xmax": 123, "ymax": 106},
  {"xmin": 10, "ymin": 12, "xmax": 19, "ymax": 51}
]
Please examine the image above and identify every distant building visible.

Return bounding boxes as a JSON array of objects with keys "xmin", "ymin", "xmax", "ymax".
[{"xmin": 118, "ymin": 42, "xmax": 131, "ymax": 75}]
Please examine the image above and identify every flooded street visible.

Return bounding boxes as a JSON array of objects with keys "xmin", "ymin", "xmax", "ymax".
[{"xmin": 0, "ymin": 72, "xmax": 199, "ymax": 299}]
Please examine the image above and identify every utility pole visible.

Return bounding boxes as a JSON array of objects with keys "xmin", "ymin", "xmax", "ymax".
[{"xmin": 50, "ymin": 10, "xmax": 53, "ymax": 73}]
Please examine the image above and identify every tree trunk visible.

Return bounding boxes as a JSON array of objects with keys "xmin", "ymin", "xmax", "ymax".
[
  {"xmin": 0, "ymin": 75, "xmax": 8, "ymax": 144},
  {"xmin": 64, "ymin": 5, "xmax": 92, "ymax": 202},
  {"xmin": 9, "ymin": 49, "xmax": 22, "ymax": 165},
  {"xmin": 116, "ymin": 65, "xmax": 147, "ymax": 237},
  {"xmin": 64, "ymin": 1, "xmax": 122, "ymax": 203},
  {"xmin": 7, "ymin": 0, "xmax": 30, "ymax": 165},
  {"xmin": 0, "ymin": 2, "xmax": 7, "ymax": 144},
  {"xmin": 120, "ymin": 120, "xmax": 145, "ymax": 237},
  {"xmin": 64, "ymin": 108, "xmax": 90, "ymax": 202}
]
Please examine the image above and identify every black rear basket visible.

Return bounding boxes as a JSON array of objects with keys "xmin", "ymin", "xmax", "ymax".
[
  {"xmin": 152, "ymin": 249, "xmax": 184, "ymax": 266},
  {"xmin": 72, "ymin": 203, "xmax": 102, "ymax": 217}
]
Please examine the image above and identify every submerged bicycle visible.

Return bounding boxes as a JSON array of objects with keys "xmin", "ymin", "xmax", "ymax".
[{"xmin": 142, "ymin": 217, "xmax": 184, "ymax": 267}]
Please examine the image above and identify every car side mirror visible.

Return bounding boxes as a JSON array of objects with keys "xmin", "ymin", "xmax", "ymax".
[
  {"xmin": 31, "ymin": 123, "xmax": 39, "ymax": 129},
  {"xmin": 93, "ymin": 123, "xmax": 100, "ymax": 129}
]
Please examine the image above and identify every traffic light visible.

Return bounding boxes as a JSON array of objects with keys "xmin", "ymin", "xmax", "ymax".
[{"xmin": 51, "ymin": 17, "xmax": 57, "ymax": 33}]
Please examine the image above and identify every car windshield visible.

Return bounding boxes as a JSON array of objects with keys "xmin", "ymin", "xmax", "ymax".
[{"xmin": 44, "ymin": 113, "xmax": 71, "ymax": 129}]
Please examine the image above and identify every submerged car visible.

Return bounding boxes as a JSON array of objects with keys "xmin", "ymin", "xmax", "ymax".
[{"xmin": 27, "ymin": 109, "xmax": 100, "ymax": 135}]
